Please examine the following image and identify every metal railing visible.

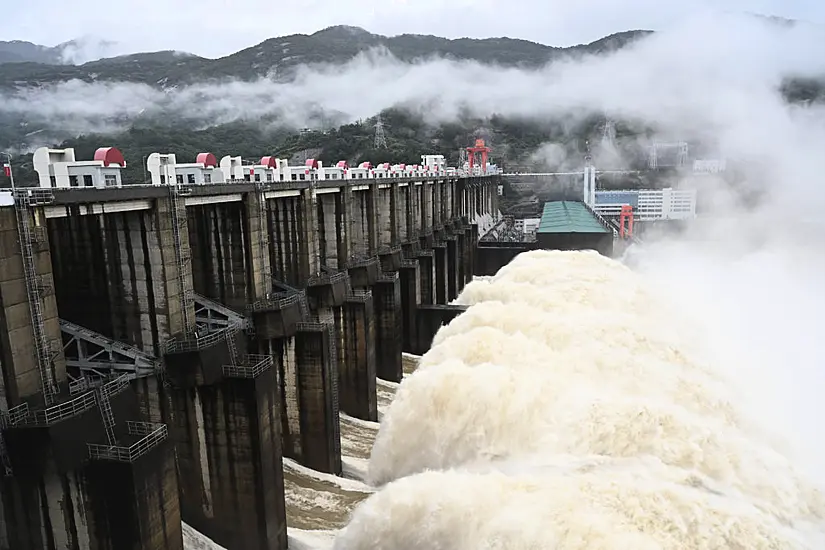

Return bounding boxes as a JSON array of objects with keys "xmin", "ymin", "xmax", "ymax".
[
  {"xmin": 26, "ymin": 391, "xmax": 96, "ymax": 426},
  {"xmin": 68, "ymin": 376, "xmax": 89, "ymax": 395},
  {"xmin": 13, "ymin": 188, "xmax": 55, "ymax": 206},
  {"xmin": 307, "ymin": 270, "xmax": 348, "ymax": 287},
  {"xmin": 345, "ymin": 289, "xmax": 372, "ymax": 302},
  {"xmin": 296, "ymin": 320, "xmax": 332, "ymax": 332},
  {"xmin": 377, "ymin": 271, "xmax": 399, "ymax": 283},
  {"xmin": 101, "ymin": 374, "xmax": 130, "ymax": 398},
  {"xmin": 87, "ymin": 422, "xmax": 168, "ymax": 463},
  {"xmin": 164, "ymin": 326, "xmax": 233, "ymax": 355},
  {"xmin": 222, "ymin": 354, "xmax": 274, "ymax": 378},
  {"xmin": 6, "ymin": 403, "xmax": 29, "ymax": 426},
  {"xmin": 346, "ymin": 255, "xmax": 378, "ymax": 269},
  {"xmin": 246, "ymin": 292, "xmax": 300, "ymax": 313}
]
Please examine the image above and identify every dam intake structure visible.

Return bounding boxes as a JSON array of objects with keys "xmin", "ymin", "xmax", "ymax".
[{"xmin": 0, "ymin": 167, "xmax": 500, "ymax": 549}]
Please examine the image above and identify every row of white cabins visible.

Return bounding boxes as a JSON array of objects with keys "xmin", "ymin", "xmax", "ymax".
[
  {"xmin": 22, "ymin": 146, "xmax": 696, "ymax": 222},
  {"xmin": 28, "ymin": 146, "xmax": 487, "ymax": 190}
]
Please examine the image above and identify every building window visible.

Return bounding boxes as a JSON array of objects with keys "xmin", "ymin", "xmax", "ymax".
[
  {"xmin": 50, "ymin": 176, "xmax": 56, "ymax": 187},
  {"xmin": 267, "ymin": 173, "xmax": 273, "ymax": 182},
  {"xmin": 299, "ymin": 173, "xmax": 306, "ymax": 181},
  {"xmin": 203, "ymin": 173, "xmax": 211, "ymax": 184},
  {"xmin": 244, "ymin": 174, "xmax": 251, "ymax": 182},
  {"xmin": 187, "ymin": 173, "xmax": 196, "ymax": 184},
  {"xmin": 104, "ymin": 174, "xmax": 117, "ymax": 187},
  {"xmin": 83, "ymin": 175, "xmax": 93, "ymax": 187},
  {"xmin": 69, "ymin": 175, "xmax": 79, "ymax": 187},
  {"xmin": 160, "ymin": 174, "xmax": 166, "ymax": 184},
  {"xmin": 280, "ymin": 174, "xmax": 284, "ymax": 182},
  {"xmin": 254, "ymin": 173, "xmax": 261, "ymax": 182},
  {"xmin": 292, "ymin": 174, "xmax": 297, "ymax": 181},
  {"xmin": 176, "ymin": 174, "xmax": 184, "ymax": 184}
]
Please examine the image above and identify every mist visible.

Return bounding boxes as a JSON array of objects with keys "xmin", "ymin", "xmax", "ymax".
[{"xmin": 3, "ymin": 10, "xmax": 824, "ymax": 483}]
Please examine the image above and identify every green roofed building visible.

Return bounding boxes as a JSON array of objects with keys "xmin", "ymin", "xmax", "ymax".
[{"xmin": 535, "ymin": 201, "xmax": 614, "ymax": 256}]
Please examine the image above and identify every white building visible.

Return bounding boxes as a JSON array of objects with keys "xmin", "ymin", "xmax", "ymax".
[
  {"xmin": 147, "ymin": 152, "xmax": 226, "ymax": 185},
  {"xmin": 251, "ymin": 156, "xmax": 283, "ymax": 183},
  {"xmin": 317, "ymin": 161, "xmax": 346, "ymax": 181},
  {"xmin": 389, "ymin": 164, "xmax": 405, "ymax": 178},
  {"xmin": 593, "ymin": 188, "xmax": 697, "ymax": 221},
  {"xmin": 422, "ymin": 155, "xmax": 446, "ymax": 174},
  {"xmin": 33, "ymin": 146, "xmax": 126, "ymax": 189},
  {"xmin": 219, "ymin": 155, "xmax": 244, "ymax": 181},
  {"xmin": 219, "ymin": 155, "xmax": 283, "ymax": 183},
  {"xmin": 514, "ymin": 217, "xmax": 540, "ymax": 234},
  {"xmin": 348, "ymin": 162, "xmax": 372, "ymax": 180},
  {"xmin": 283, "ymin": 159, "xmax": 317, "ymax": 182},
  {"xmin": 373, "ymin": 163, "xmax": 391, "ymax": 178}
]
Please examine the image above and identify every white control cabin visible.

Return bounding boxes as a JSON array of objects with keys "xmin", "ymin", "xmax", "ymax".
[{"xmin": 33, "ymin": 146, "xmax": 126, "ymax": 189}]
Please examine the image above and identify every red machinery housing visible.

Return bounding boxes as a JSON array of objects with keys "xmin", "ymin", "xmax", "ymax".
[{"xmin": 619, "ymin": 204, "xmax": 634, "ymax": 238}]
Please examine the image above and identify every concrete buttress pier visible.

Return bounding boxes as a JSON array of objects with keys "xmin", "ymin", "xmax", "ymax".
[
  {"xmin": 294, "ymin": 322, "xmax": 342, "ymax": 475},
  {"xmin": 373, "ymin": 272, "xmax": 403, "ymax": 383},
  {"xmin": 340, "ymin": 292, "xmax": 377, "ymax": 421},
  {"xmin": 0, "ymin": 174, "xmax": 501, "ymax": 549}
]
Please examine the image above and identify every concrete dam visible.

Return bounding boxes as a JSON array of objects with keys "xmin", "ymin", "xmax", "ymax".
[{"xmin": 0, "ymin": 173, "xmax": 500, "ymax": 550}]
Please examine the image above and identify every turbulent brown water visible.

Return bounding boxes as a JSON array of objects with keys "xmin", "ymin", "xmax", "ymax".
[
  {"xmin": 186, "ymin": 250, "xmax": 825, "ymax": 550},
  {"xmin": 182, "ymin": 354, "xmax": 419, "ymax": 550}
]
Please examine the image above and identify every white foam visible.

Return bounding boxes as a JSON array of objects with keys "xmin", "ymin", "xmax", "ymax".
[
  {"xmin": 335, "ymin": 250, "xmax": 825, "ymax": 549},
  {"xmin": 342, "ymin": 456, "xmax": 370, "ymax": 482},
  {"xmin": 283, "ymin": 458, "xmax": 373, "ymax": 493},
  {"xmin": 288, "ymin": 527, "xmax": 338, "ymax": 550},
  {"xmin": 340, "ymin": 412, "xmax": 380, "ymax": 432},
  {"xmin": 182, "ymin": 522, "xmax": 226, "ymax": 550}
]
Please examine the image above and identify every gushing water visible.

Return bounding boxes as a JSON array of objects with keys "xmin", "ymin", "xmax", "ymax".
[{"xmin": 333, "ymin": 249, "xmax": 825, "ymax": 550}]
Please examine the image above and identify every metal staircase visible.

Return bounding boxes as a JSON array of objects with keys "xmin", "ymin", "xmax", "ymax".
[
  {"xmin": 95, "ymin": 391, "xmax": 117, "ymax": 446},
  {"xmin": 225, "ymin": 329, "xmax": 238, "ymax": 365},
  {"xmin": 169, "ymin": 184, "xmax": 194, "ymax": 336},
  {"xmin": 256, "ymin": 182, "xmax": 273, "ymax": 296},
  {"xmin": 13, "ymin": 189, "xmax": 59, "ymax": 405},
  {"xmin": 87, "ymin": 372, "xmax": 168, "ymax": 463},
  {"xmin": 95, "ymin": 374, "xmax": 130, "ymax": 448}
]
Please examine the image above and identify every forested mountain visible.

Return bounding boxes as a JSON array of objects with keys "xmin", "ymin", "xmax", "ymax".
[{"xmin": 0, "ymin": 24, "xmax": 822, "ymax": 187}]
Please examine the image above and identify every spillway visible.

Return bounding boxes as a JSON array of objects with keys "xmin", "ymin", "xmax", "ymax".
[
  {"xmin": 330, "ymin": 249, "xmax": 825, "ymax": 550},
  {"xmin": 184, "ymin": 249, "xmax": 824, "ymax": 550}
]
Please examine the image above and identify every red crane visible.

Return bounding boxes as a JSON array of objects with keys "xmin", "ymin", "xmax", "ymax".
[
  {"xmin": 619, "ymin": 204, "xmax": 634, "ymax": 238},
  {"xmin": 466, "ymin": 139, "xmax": 491, "ymax": 173}
]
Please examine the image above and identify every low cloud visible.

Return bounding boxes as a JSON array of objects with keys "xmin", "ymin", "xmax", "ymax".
[{"xmin": 3, "ymin": 5, "xmax": 825, "ymax": 492}]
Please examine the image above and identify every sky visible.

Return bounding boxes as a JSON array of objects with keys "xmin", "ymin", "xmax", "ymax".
[{"xmin": 1, "ymin": 0, "xmax": 823, "ymax": 59}]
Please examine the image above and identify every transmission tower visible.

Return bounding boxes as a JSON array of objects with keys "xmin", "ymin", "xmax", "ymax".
[
  {"xmin": 374, "ymin": 115, "xmax": 388, "ymax": 149},
  {"xmin": 601, "ymin": 120, "xmax": 616, "ymax": 149}
]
